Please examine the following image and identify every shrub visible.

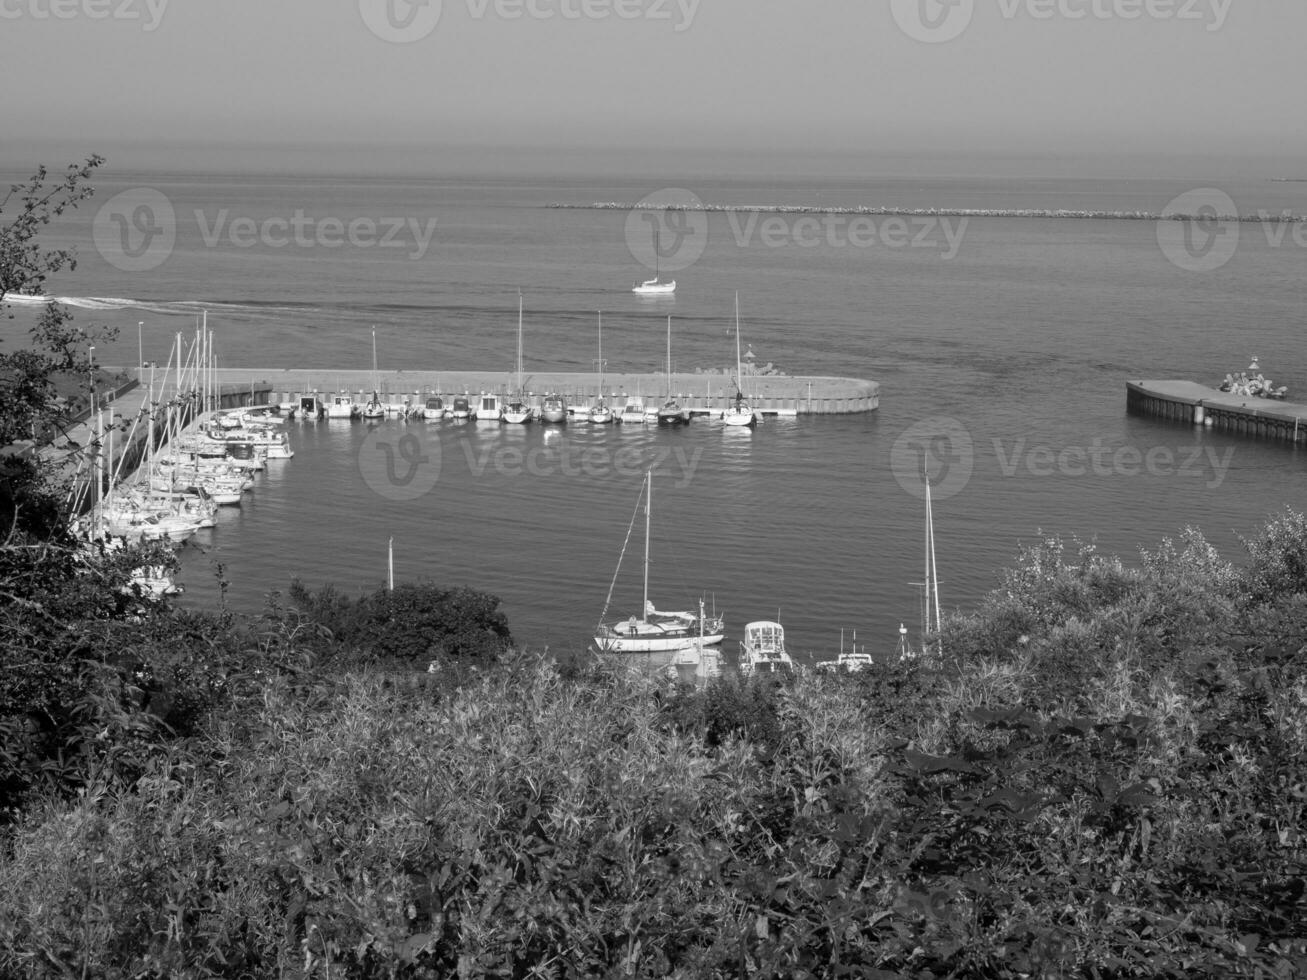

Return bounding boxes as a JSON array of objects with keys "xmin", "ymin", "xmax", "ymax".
[{"xmin": 287, "ymin": 580, "xmax": 513, "ymax": 665}]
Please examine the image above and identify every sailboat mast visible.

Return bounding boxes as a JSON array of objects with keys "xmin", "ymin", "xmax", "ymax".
[
  {"xmin": 643, "ymin": 470, "xmax": 652, "ymax": 616},
  {"xmin": 666, "ymin": 316, "xmax": 672, "ymax": 397},
  {"xmin": 735, "ymin": 292, "xmax": 743, "ymax": 397},
  {"xmin": 927, "ymin": 476, "xmax": 942, "ymax": 656},
  {"xmin": 920, "ymin": 471, "xmax": 943, "ymax": 656},
  {"xmin": 517, "ymin": 293, "xmax": 524, "ymax": 392},
  {"xmin": 597, "ymin": 310, "xmax": 603, "ymax": 391}
]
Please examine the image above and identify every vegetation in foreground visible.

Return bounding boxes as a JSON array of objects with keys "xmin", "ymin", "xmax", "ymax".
[
  {"xmin": 3, "ymin": 519, "xmax": 1307, "ymax": 978},
  {"xmin": 3, "ymin": 159, "xmax": 1305, "ymax": 977}
]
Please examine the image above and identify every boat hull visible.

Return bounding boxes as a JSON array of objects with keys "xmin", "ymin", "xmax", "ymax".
[{"xmin": 595, "ymin": 629, "xmax": 725, "ymax": 654}]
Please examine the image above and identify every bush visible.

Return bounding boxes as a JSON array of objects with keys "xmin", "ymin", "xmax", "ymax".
[{"xmin": 287, "ymin": 580, "xmax": 513, "ymax": 666}]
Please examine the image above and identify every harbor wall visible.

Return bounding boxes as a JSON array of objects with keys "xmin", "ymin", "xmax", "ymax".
[
  {"xmin": 1127, "ymin": 380, "xmax": 1307, "ymax": 446},
  {"xmin": 179, "ymin": 368, "xmax": 880, "ymax": 416}
]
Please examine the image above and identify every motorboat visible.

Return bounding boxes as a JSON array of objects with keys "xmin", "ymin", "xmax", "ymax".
[
  {"xmin": 814, "ymin": 629, "xmax": 877, "ymax": 673},
  {"xmin": 473, "ymin": 392, "xmax": 503, "ymax": 422},
  {"xmin": 328, "ymin": 392, "xmax": 359, "ymax": 419},
  {"xmin": 539, "ymin": 393, "xmax": 567, "ymax": 423},
  {"xmin": 450, "ymin": 395, "xmax": 471, "ymax": 420},
  {"xmin": 618, "ymin": 397, "xmax": 646, "ymax": 425},
  {"xmin": 298, "ymin": 394, "xmax": 323, "ymax": 420},
  {"xmin": 738, "ymin": 621, "xmax": 794, "ymax": 676},
  {"xmin": 423, "ymin": 395, "xmax": 446, "ymax": 420}
]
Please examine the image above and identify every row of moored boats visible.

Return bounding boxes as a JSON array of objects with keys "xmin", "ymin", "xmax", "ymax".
[{"xmin": 74, "ymin": 329, "xmax": 294, "ymax": 598}]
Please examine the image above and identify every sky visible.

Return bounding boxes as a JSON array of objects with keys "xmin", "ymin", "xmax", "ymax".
[{"xmin": 1, "ymin": 0, "xmax": 1305, "ymax": 178}]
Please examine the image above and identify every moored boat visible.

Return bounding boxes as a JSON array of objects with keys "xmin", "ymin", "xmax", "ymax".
[
  {"xmin": 618, "ymin": 397, "xmax": 646, "ymax": 425},
  {"xmin": 738, "ymin": 621, "xmax": 794, "ymax": 676},
  {"xmin": 593, "ymin": 469, "xmax": 725, "ymax": 654},
  {"xmin": 539, "ymin": 392, "xmax": 567, "ymax": 423},
  {"xmin": 657, "ymin": 315, "xmax": 690, "ymax": 425},
  {"xmin": 328, "ymin": 392, "xmax": 359, "ymax": 419},
  {"xmin": 473, "ymin": 392, "xmax": 503, "ymax": 422}
]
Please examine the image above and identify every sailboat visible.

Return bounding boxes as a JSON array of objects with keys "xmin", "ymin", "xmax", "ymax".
[
  {"xmin": 361, "ymin": 326, "xmax": 385, "ymax": 420},
  {"xmin": 633, "ymin": 228, "xmax": 676, "ymax": 295},
  {"xmin": 656, "ymin": 315, "xmax": 690, "ymax": 425},
  {"xmin": 594, "ymin": 469, "xmax": 725, "ymax": 653},
  {"xmin": 724, "ymin": 292, "xmax": 757, "ymax": 427},
  {"xmin": 815, "ymin": 473, "xmax": 941, "ymax": 671},
  {"xmin": 503, "ymin": 294, "xmax": 533, "ymax": 424},
  {"xmin": 590, "ymin": 311, "xmax": 614, "ymax": 424}
]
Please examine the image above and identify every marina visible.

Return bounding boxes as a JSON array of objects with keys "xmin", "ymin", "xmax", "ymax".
[{"xmin": 185, "ymin": 367, "xmax": 879, "ymax": 419}]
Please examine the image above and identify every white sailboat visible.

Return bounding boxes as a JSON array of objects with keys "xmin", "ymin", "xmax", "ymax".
[
  {"xmin": 503, "ymin": 293, "xmax": 533, "ymax": 424},
  {"xmin": 656, "ymin": 315, "xmax": 690, "ymax": 425},
  {"xmin": 361, "ymin": 326, "xmax": 385, "ymax": 420},
  {"xmin": 723, "ymin": 292, "xmax": 757, "ymax": 427},
  {"xmin": 589, "ymin": 311, "xmax": 614, "ymax": 424},
  {"xmin": 594, "ymin": 469, "xmax": 725, "ymax": 653},
  {"xmin": 633, "ymin": 228, "xmax": 676, "ymax": 295}
]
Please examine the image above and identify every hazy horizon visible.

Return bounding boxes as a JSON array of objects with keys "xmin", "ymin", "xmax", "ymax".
[{"xmin": 3, "ymin": 1, "xmax": 1304, "ymax": 182}]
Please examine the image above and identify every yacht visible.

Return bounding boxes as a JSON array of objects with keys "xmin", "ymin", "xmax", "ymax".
[{"xmin": 738, "ymin": 621, "xmax": 794, "ymax": 676}]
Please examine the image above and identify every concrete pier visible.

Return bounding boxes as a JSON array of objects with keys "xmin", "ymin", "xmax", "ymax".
[
  {"xmin": 186, "ymin": 368, "xmax": 880, "ymax": 417},
  {"xmin": 1127, "ymin": 380, "xmax": 1307, "ymax": 446}
]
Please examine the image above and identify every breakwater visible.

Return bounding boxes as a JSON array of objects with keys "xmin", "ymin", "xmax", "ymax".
[
  {"xmin": 188, "ymin": 368, "xmax": 879, "ymax": 416},
  {"xmin": 1127, "ymin": 380, "xmax": 1307, "ymax": 445},
  {"xmin": 552, "ymin": 203, "xmax": 1307, "ymax": 223}
]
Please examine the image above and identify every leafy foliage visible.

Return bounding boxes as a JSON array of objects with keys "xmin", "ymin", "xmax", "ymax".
[{"xmin": 287, "ymin": 580, "xmax": 514, "ymax": 665}]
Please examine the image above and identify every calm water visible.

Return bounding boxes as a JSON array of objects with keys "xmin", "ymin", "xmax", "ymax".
[{"xmin": 5, "ymin": 167, "xmax": 1307, "ymax": 657}]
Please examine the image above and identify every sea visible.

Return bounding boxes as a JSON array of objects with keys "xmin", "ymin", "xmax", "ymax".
[{"xmin": 4, "ymin": 159, "xmax": 1306, "ymax": 661}]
